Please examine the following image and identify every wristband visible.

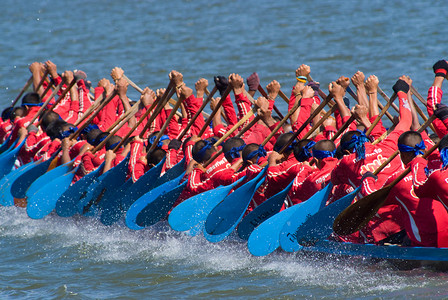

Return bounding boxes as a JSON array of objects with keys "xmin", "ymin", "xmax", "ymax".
[{"xmin": 296, "ymin": 76, "xmax": 307, "ymax": 83}]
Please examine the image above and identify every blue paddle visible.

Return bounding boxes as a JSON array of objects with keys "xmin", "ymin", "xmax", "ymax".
[
  {"xmin": 26, "ymin": 168, "xmax": 78, "ymax": 219},
  {"xmin": 117, "ymin": 157, "xmax": 167, "ymax": 212},
  {"xmin": 126, "ymin": 172, "xmax": 186, "ymax": 230},
  {"xmin": 168, "ymin": 178, "xmax": 244, "ymax": 232},
  {"xmin": 237, "ymin": 180, "xmax": 294, "ymax": 240},
  {"xmin": 294, "ymin": 186, "xmax": 361, "ymax": 246},
  {"xmin": 98, "ymin": 178, "xmax": 134, "ymax": 225},
  {"xmin": 134, "ymin": 179, "xmax": 187, "ymax": 227},
  {"xmin": 278, "ymin": 183, "xmax": 333, "ymax": 252},
  {"xmin": 79, "ymin": 154, "xmax": 130, "ymax": 215},
  {"xmin": 0, "ymin": 138, "xmax": 26, "ymax": 180},
  {"xmin": 9, "ymin": 149, "xmax": 60, "ymax": 199},
  {"xmin": 0, "ymin": 134, "xmax": 12, "ymax": 155},
  {"xmin": 0, "ymin": 161, "xmax": 37, "ymax": 206},
  {"xmin": 55, "ymin": 162, "xmax": 104, "ymax": 217},
  {"xmin": 25, "ymin": 159, "xmax": 75, "ymax": 198},
  {"xmin": 205, "ymin": 167, "xmax": 267, "ymax": 236},
  {"xmin": 247, "ymin": 201, "xmax": 305, "ymax": 256}
]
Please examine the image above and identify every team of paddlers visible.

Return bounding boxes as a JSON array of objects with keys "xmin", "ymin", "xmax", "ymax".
[{"xmin": 3, "ymin": 59, "xmax": 448, "ymax": 249}]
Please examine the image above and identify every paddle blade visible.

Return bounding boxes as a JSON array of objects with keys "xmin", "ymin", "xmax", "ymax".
[
  {"xmin": 247, "ymin": 203, "xmax": 304, "ymax": 256},
  {"xmin": 26, "ymin": 160, "xmax": 73, "ymax": 198},
  {"xmin": 237, "ymin": 180, "xmax": 294, "ymax": 240},
  {"xmin": 10, "ymin": 151, "xmax": 56, "ymax": 199},
  {"xmin": 204, "ymin": 168, "xmax": 267, "ymax": 237},
  {"xmin": 168, "ymin": 180, "xmax": 242, "ymax": 232},
  {"xmin": 126, "ymin": 173, "xmax": 185, "ymax": 230},
  {"xmin": 333, "ymin": 185, "xmax": 392, "ymax": 236},
  {"xmin": 0, "ymin": 138, "xmax": 26, "ymax": 179},
  {"xmin": 119, "ymin": 157, "xmax": 166, "ymax": 212},
  {"xmin": 55, "ymin": 163, "xmax": 103, "ymax": 217},
  {"xmin": 295, "ymin": 186, "xmax": 361, "ymax": 246},
  {"xmin": 135, "ymin": 181, "xmax": 187, "ymax": 227},
  {"xmin": 279, "ymin": 183, "xmax": 333, "ymax": 252},
  {"xmin": 26, "ymin": 171, "xmax": 76, "ymax": 219},
  {"xmin": 0, "ymin": 161, "xmax": 37, "ymax": 206}
]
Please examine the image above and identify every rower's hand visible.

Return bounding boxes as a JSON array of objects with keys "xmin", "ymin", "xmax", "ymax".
[
  {"xmin": 229, "ymin": 73, "xmax": 245, "ymax": 95},
  {"xmin": 29, "ymin": 62, "xmax": 43, "ymax": 74},
  {"xmin": 140, "ymin": 87, "xmax": 155, "ymax": 107},
  {"xmin": 105, "ymin": 150, "xmax": 116, "ymax": 162},
  {"xmin": 351, "ymin": 71, "xmax": 365, "ymax": 88},
  {"xmin": 110, "ymin": 67, "xmax": 124, "ymax": 82},
  {"xmin": 295, "ymin": 64, "xmax": 310, "ymax": 78},
  {"xmin": 156, "ymin": 88, "xmax": 166, "ymax": 100},
  {"xmin": 45, "ymin": 60, "xmax": 58, "ymax": 78},
  {"xmin": 210, "ymin": 97, "xmax": 220, "ymax": 110},
  {"xmin": 169, "ymin": 70, "xmax": 183, "ymax": 86},
  {"xmin": 301, "ymin": 86, "xmax": 314, "ymax": 99},
  {"xmin": 365, "ymin": 75, "xmax": 379, "ymax": 94},
  {"xmin": 195, "ymin": 78, "xmax": 208, "ymax": 99},
  {"xmin": 116, "ymin": 77, "xmax": 128, "ymax": 97},
  {"xmin": 62, "ymin": 70, "xmax": 74, "ymax": 84},
  {"xmin": 329, "ymin": 82, "xmax": 345, "ymax": 99},
  {"xmin": 336, "ymin": 76, "xmax": 350, "ymax": 90},
  {"xmin": 266, "ymin": 80, "xmax": 281, "ymax": 100},
  {"xmin": 246, "ymin": 72, "xmax": 260, "ymax": 92}
]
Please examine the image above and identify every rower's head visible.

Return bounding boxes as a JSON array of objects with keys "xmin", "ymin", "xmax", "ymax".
[
  {"xmin": 398, "ymin": 131, "xmax": 425, "ymax": 165},
  {"xmin": 312, "ymin": 139, "xmax": 336, "ymax": 169},
  {"xmin": 10, "ymin": 107, "xmax": 26, "ymax": 122},
  {"xmin": 1, "ymin": 107, "xmax": 13, "ymax": 121},
  {"xmin": 192, "ymin": 139, "xmax": 216, "ymax": 164},
  {"xmin": 40, "ymin": 111, "xmax": 60, "ymax": 132},
  {"xmin": 222, "ymin": 137, "xmax": 245, "ymax": 163},
  {"xmin": 293, "ymin": 139, "xmax": 315, "ymax": 162},
  {"xmin": 147, "ymin": 131, "xmax": 170, "ymax": 151},
  {"xmin": 339, "ymin": 130, "xmax": 369, "ymax": 159},
  {"xmin": 273, "ymin": 132, "xmax": 297, "ymax": 157},
  {"xmin": 146, "ymin": 148, "xmax": 167, "ymax": 167},
  {"xmin": 45, "ymin": 119, "xmax": 67, "ymax": 140},
  {"xmin": 92, "ymin": 131, "xmax": 108, "ymax": 147},
  {"xmin": 242, "ymin": 143, "xmax": 267, "ymax": 165},
  {"xmin": 21, "ymin": 92, "xmax": 40, "ymax": 108},
  {"xmin": 85, "ymin": 129, "xmax": 103, "ymax": 146},
  {"xmin": 105, "ymin": 135, "xmax": 122, "ymax": 151}
]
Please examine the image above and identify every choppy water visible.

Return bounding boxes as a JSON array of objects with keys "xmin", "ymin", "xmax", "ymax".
[{"xmin": 1, "ymin": 0, "xmax": 448, "ymax": 298}]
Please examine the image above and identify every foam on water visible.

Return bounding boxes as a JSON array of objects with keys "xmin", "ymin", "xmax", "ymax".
[{"xmin": 1, "ymin": 206, "xmax": 448, "ymax": 298}]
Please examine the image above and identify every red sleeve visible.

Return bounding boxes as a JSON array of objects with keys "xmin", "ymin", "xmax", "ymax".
[
  {"xmin": 235, "ymin": 93, "xmax": 254, "ymax": 128},
  {"xmin": 129, "ymin": 141, "xmax": 145, "ymax": 182},
  {"xmin": 184, "ymin": 94, "xmax": 205, "ymax": 136},
  {"xmin": 289, "ymin": 86, "xmax": 297, "ymax": 112},
  {"xmin": 410, "ymin": 156, "xmax": 431, "ymax": 197},
  {"xmin": 427, "ymin": 86, "xmax": 448, "ymax": 138},
  {"xmin": 77, "ymin": 80, "xmax": 92, "ymax": 115},
  {"xmin": 292, "ymin": 97, "xmax": 314, "ymax": 138},
  {"xmin": 221, "ymin": 95, "xmax": 237, "ymax": 128},
  {"xmin": 368, "ymin": 115, "xmax": 386, "ymax": 140}
]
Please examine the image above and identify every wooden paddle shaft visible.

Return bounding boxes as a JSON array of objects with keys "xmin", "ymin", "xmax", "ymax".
[
  {"xmin": 365, "ymin": 92, "xmax": 397, "ymax": 137},
  {"xmin": 331, "ymin": 114, "xmax": 356, "ymax": 142},
  {"xmin": 138, "ymin": 84, "xmax": 176, "ymax": 139},
  {"xmin": 302, "ymin": 105, "xmax": 338, "ymax": 140},
  {"xmin": 203, "ymin": 112, "xmax": 260, "ymax": 167},
  {"xmin": 148, "ymin": 94, "xmax": 185, "ymax": 152},
  {"xmin": 29, "ymin": 81, "xmax": 65, "ymax": 125},
  {"xmin": 11, "ymin": 76, "xmax": 33, "ymax": 107},
  {"xmin": 73, "ymin": 93, "xmax": 104, "ymax": 127},
  {"xmin": 257, "ymin": 85, "xmax": 284, "ymax": 119},
  {"xmin": 178, "ymin": 86, "xmax": 218, "ymax": 140},
  {"xmin": 346, "ymin": 86, "xmax": 395, "ymax": 123},
  {"xmin": 278, "ymin": 94, "xmax": 333, "ymax": 154}
]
